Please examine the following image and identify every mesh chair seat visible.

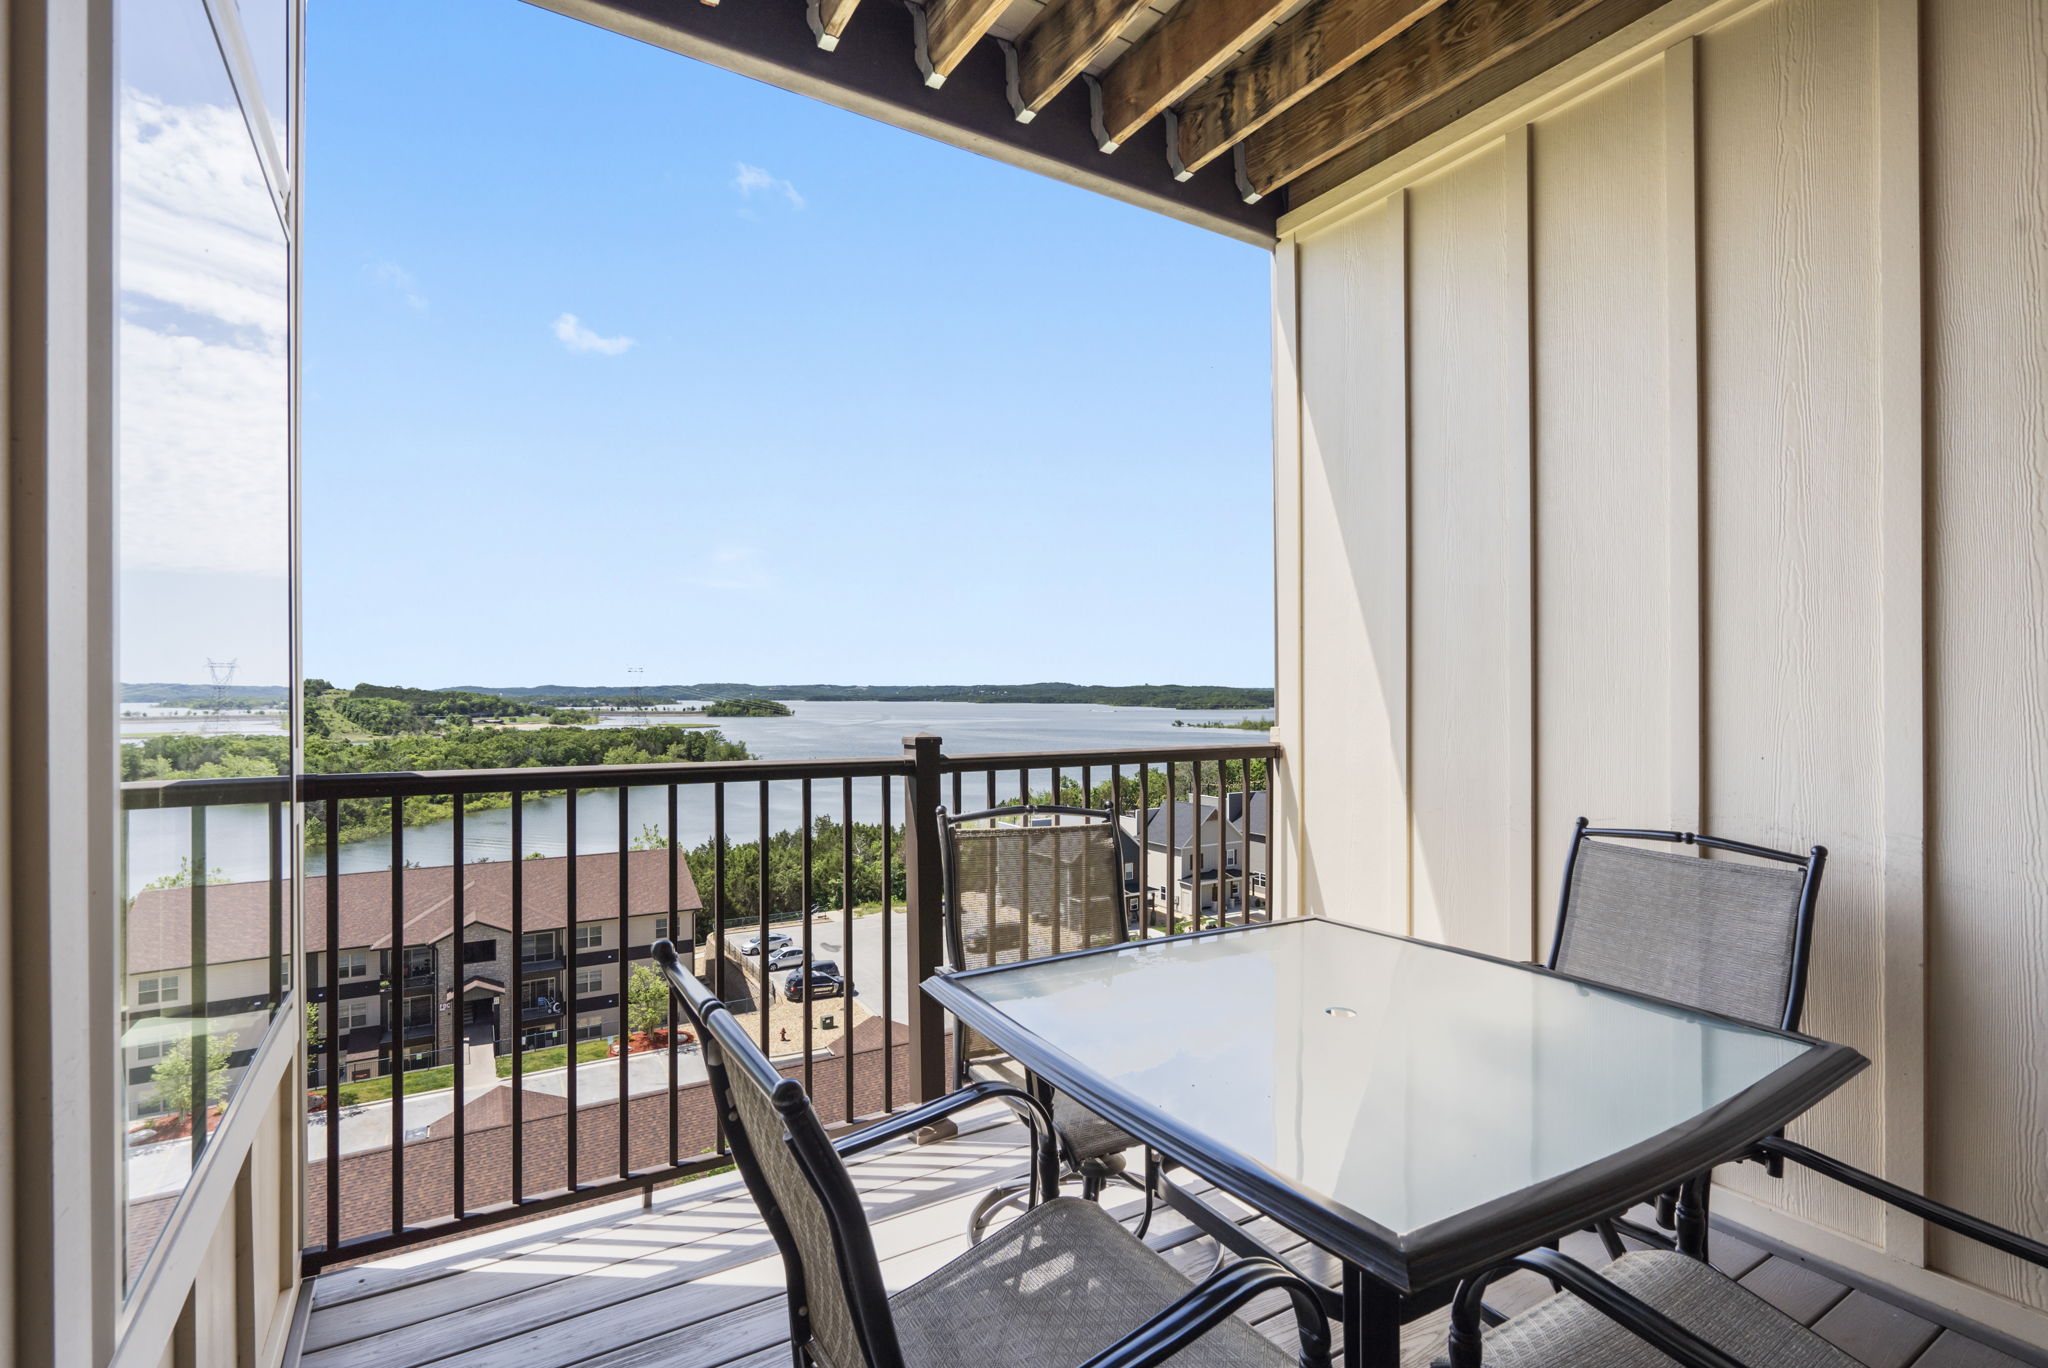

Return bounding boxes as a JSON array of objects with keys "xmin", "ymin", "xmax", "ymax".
[
  {"xmin": 892, "ymin": 1197, "xmax": 1294, "ymax": 1368},
  {"xmin": 1433, "ymin": 1251, "xmax": 1859, "ymax": 1368}
]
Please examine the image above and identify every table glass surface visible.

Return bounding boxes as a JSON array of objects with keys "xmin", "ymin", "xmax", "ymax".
[{"xmin": 951, "ymin": 920, "xmax": 1812, "ymax": 1235}]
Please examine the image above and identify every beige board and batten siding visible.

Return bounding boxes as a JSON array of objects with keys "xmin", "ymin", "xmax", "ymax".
[{"xmin": 1271, "ymin": 0, "xmax": 2048, "ymax": 1340}]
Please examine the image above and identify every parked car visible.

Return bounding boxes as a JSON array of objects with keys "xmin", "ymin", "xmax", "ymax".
[
  {"xmin": 764, "ymin": 944, "xmax": 807, "ymax": 970},
  {"xmin": 740, "ymin": 931, "xmax": 793, "ymax": 956},
  {"xmin": 784, "ymin": 960, "xmax": 843, "ymax": 1002}
]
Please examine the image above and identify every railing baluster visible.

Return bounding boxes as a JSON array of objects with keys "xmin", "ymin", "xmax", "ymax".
[
  {"xmin": 713, "ymin": 782, "xmax": 728, "ymax": 1157},
  {"xmin": 565, "ymin": 786, "xmax": 579, "ymax": 1191},
  {"xmin": 902, "ymin": 735, "xmax": 946, "ymax": 1103},
  {"xmin": 842, "ymin": 775, "xmax": 855, "ymax": 1121},
  {"xmin": 800, "ymin": 780, "xmax": 815, "ymax": 1096},
  {"xmin": 324, "ymin": 798, "xmax": 341, "ymax": 1251},
  {"xmin": 618, "ymin": 784, "xmax": 631, "ymax": 1179},
  {"xmin": 880, "ymin": 775, "xmax": 893, "ymax": 1115},
  {"xmin": 452, "ymin": 801, "xmax": 466, "ymax": 1220},
  {"xmin": 1166, "ymin": 763, "xmax": 1178, "ymax": 936},
  {"xmin": 667, "ymin": 783, "xmax": 680, "ymax": 1170},
  {"xmin": 191, "ymin": 805, "xmax": 209, "ymax": 1164},
  {"xmin": 511, "ymin": 792, "xmax": 524, "ymax": 1205},
  {"xmin": 1240, "ymin": 757, "xmax": 1253, "ymax": 923},
  {"xmin": 390, "ymin": 796, "xmax": 406, "ymax": 1235},
  {"xmin": 267, "ymin": 800, "xmax": 283, "ymax": 1012},
  {"xmin": 1110, "ymin": 763, "xmax": 1125, "ymax": 930},
  {"xmin": 757, "ymin": 780, "xmax": 770, "ymax": 1058}
]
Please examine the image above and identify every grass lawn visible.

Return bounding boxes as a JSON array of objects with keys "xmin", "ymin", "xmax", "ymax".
[{"xmin": 329, "ymin": 1039, "xmax": 613, "ymax": 1107}]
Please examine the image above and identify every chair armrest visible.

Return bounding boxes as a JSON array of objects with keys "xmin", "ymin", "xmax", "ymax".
[
  {"xmin": 834, "ymin": 1081, "xmax": 1058, "ymax": 1205},
  {"xmin": 1074, "ymin": 1256, "xmax": 1332, "ymax": 1368},
  {"xmin": 1756, "ymin": 1137, "xmax": 2048, "ymax": 1271},
  {"xmin": 1449, "ymin": 1249, "xmax": 1750, "ymax": 1368}
]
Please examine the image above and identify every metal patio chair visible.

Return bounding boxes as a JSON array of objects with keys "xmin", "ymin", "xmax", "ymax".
[
  {"xmin": 651, "ymin": 942, "xmax": 1333, "ymax": 1368},
  {"xmin": 1548, "ymin": 818, "xmax": 1826, "ymax": 1260},
  {"xmin": 1437, "ymin": 1136, "xmax": 2048, "ymax": 1368},
  {"xmin": 938, "ymin": 804, "xmax": 1155, "ymax": 1240}
]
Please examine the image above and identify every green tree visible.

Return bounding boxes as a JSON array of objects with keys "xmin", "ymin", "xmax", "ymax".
[
  {"xmin": 304, "ymin": 1002, "xmax": 320, "ymax": 1052},
  {"xmin": 150, "ymin": 1034, "xmax": 234, "ymax": 1117},
  {"xmin": 625, "ymin": 962, "xmax": 669, "ymax": 1037}
]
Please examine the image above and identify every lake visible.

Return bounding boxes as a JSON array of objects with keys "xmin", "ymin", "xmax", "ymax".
[{"xmin": 122, "ymin": 700, "xmax": 1272, "ymax": 887}]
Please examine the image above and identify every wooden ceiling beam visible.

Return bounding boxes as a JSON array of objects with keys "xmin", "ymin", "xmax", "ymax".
[
  {"xmin": 1013, "ymin": 0, "xmax": 1155, "ymax": 120},
  {"xmin": 1093, "ymin": 0, "xmax": 1298, "ymax": 151},
  {"xmin": 1172, "ymin": 0, "xmax": 1452, "ymax": 176},
  {"xmin": 923, "ymin": 0, "xmax": 1014, "ymax": 85},
  {"xmin": 810, "ymin": 0, "xmax": 862, "ymax": 49},
  {"xmin": 1244, "ymin": 0, "xmax": 1666, "ymax": 198}
]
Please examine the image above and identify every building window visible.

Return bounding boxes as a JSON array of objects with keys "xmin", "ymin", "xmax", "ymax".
[
  {"xmin": 402, "ymin": 946, "xmax": 433, "ymax": 982},
  {"xmin": 520, "ymin": 1029, "xmax": 559, "ymax": 1051},
  {"xmin": 340, "ymin": 1000, "xmax": 371, "ymax": 1030},
  {"xmin": 653, "ymin": 916, "xmax": 669, "ymax": 943},
  {"xmin": 403, "ymin": 995, "xmax": 433, "ymax": 1030},
  {"xmin": 405, "ymin": 1050, "xmax": 436, "ymax": 1069},
  {"xmin": 575, "ymin": 1020, "xmax": 605, "ymax": 1041},
  {"xmin": 337, "ymin": 950, "xmax": 370, "ymax": 981},
  {"xmin": 521, "ymin": 977, "xmax": 560, "ymax": 1012},
  {"xmin": 463, "ymin": 938, "xmax": 496, "ymax": 964},
  {"xmin": 137, "ymin": 975, "xmax": 179, "ymax": 1006},
  {"xmin": 136, "ymin": 1038, "xmax": 167, "ymax": 1062},
  {"xmin": 575, "ymin": 967, "xmax": 602, "ymax": 996},
  {"xmin": 520, "ymin": 931, "xmax": 558, "ymax": 964},
  {"xmin": 573, "ymin": 924, "xmax": 602, "ymax": 950}
]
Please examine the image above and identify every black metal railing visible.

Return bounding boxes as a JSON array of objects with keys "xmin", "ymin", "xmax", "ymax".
[{"xmin": 122, "ymin": 736, "xmax": 1279, "ymax": 1273}]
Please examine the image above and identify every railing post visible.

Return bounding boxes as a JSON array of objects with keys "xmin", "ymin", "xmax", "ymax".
[{"xmin": 902, "ymin": 734, "xmax": 948, "ymax": 1103}]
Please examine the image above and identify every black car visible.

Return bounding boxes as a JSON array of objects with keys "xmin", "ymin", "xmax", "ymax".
[{"xmin": 784, "ymin": 959, "xmax": 843, "ymax": 1002}]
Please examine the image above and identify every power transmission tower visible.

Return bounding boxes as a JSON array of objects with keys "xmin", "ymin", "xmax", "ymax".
[{"xmin": 203, "ymin": 658, "xmax": 239, "ymax": 733}]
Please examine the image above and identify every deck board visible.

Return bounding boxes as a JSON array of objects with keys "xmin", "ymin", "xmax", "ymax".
[{"xmin": 301, "ymin": 1114, "xmax": 2038, "ymax": 1368}]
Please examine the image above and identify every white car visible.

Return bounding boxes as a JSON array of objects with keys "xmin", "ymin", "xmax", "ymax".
[
  {"xmin": 764, "ymin": 944, "xmax": 807, "ymax": 970},
  {"xmin": 740, "ymin": 931, "xmax": 793, "ymax": 957}
]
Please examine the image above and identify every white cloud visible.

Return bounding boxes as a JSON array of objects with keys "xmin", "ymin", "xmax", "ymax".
[
  {"xmin": 732, "ymin": 163, "xmax": 805, "ymax": 210},
  {"xmin": 117, "ymin": 88, "xmax": 289, "ymax": 579},
  {"xmin": 368, "ymin": 260, "xmax": 425, "ymax": 310},
  {"xmin": 551, "ymin": 312, "xmax": 634, "ymax": 356}
]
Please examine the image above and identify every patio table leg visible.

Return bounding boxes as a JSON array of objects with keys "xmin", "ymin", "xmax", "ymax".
[{"xmin": 1342, "ymin": 1264, "xmax": 1401, "ymax": 1368}]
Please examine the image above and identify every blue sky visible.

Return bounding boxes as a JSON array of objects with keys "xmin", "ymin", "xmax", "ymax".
[{"xmin": 303, "ymin": 0, "xmax": 1272, "ymax": 691}]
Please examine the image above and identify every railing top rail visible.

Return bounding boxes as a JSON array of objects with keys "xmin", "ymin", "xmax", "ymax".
[
  {"xmin": 121, "ymin": 774, "xmax": 293, "ymax": 809},
  {"xmin": 121, "ymin": 739, "xmax": 1282, "ymax": 808},
  {"xmin": 936, "ymin": 740, "xmax": 1280, "ymax": 771}
]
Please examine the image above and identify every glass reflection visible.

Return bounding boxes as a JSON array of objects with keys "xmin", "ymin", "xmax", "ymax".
[{"xmin": 116, "ymin": 0, "xmax": 293, "ymax": 1291}]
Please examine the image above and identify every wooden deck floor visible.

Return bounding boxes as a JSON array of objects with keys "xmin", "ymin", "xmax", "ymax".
[{"xmin": 296, "ymin": 1110, "xmax": 2042, "ymax": 1368}]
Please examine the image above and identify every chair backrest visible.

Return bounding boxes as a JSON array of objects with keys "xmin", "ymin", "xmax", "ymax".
[
  {"xmin": 653, "ymin": 942, "xmax": 903, "ymax": 1368},
  {"xmin": 1549, "ymin": 819, "xmax": 1826, "ymax": 1031},
  {"xmin": 938, "ymin": 805, "xmax": 1128, "ymax": 972}
]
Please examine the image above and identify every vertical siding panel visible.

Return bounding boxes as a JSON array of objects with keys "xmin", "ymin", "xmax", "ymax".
[
  {"xmin": 1925, "ymin": 0, "xmax": 2048, "ymax": 1313},
  {"xmin": 1698, "ymin": 0, "xmax": 1886, "ymax": 1242},
  {"xmin": 1408, "ymin": 143, "xmax": 1516, "ymax": 955},
  {"xmin": 1273, "ymin": 239, "xmax": 1307, "ymax": 919},
  {"xmin": 1504, "ymin": 128, "xmax": 1538, "ymax": 961},
  {"xmin": 1666, "ymin": 39, "xmax": 1704, "ymax": 838},
  {"xmin": 1874, "ymin": 0, "xmax": 1927, "ymax": 1271},
  {"xmin": 1298, "ymin": 195, "xmax": 1410, "ymax": 931},
  {"xmin": 1529, "ymin": 64, "xmax": 1675, "ymax": 952}
]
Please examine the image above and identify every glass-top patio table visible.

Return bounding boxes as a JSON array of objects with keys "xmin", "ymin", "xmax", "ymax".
[{"xmin": 920, "ymin": 917, "xmax": 1866, "ymax": 1368}]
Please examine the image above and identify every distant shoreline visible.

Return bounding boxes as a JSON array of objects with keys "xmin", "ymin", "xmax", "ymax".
[{"xmin": 123, "ymin": 681, "xmax": 1277, "ymax": 710}]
